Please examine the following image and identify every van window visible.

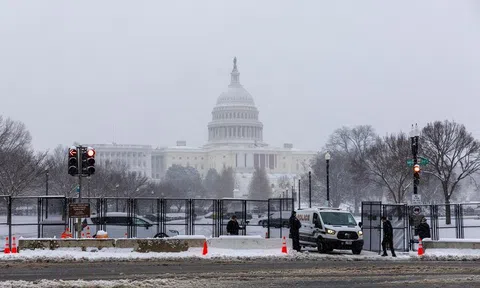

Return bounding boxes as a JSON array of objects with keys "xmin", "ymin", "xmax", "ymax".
[
  {"xmin": 320, "ymin": 212, "xmax": 357, "ymax": 226},
  {"xmin": 134, "ymin": 218, "xmax": 149, "ymax": 226},
  {"xmin": 106, "ymin": 217, "xmax": 129, "ymax": 225},
  {"xmin": 313, "ymin": 213, "xmax": 322, "ymax": 229}
]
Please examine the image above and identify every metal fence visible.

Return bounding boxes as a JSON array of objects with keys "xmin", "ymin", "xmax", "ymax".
[
  {"xmin": 0, "ymin": 196, "xmax": 294, "ymax": 251},
  {"xmin": 362, "ymin": 201, "xmax": 480, "ymax": 253}
]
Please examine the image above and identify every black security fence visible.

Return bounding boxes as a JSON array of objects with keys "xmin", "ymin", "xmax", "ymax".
[
  {"xmin": 362, "ymin": 201, "xmax": 480, "ymax": 253},
  {"xmin": 1, "ymin": 196, "xmax": 294, "ymax": 250}
]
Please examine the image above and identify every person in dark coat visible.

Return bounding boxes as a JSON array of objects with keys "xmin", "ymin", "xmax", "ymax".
[
  {"xmin": 417, "ymin": 217, "xmax": 431, "ymax": 240},
  {"xmin": 226, "ymin": 215, "xmax": 240, "ymax": 235},
  {"xmin": 289, "ymin": 211, "xmax": 302, "ymax": 252},
  {"xmin": 381, "ymin": 216, "xmax": 396, "ymax": 257}
]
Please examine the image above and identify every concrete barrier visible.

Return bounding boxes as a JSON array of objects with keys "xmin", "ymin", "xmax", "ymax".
[
  {"xmin": 18, "ymin": 235, "xmax": 289, "ymax": 252},
  {"xmin": 208, "ymin": 235, "xmax": 292, "ymax": 250},
  {"xmin": 19, "ymin": 237, "xmax": 207, "ymax": 253},
  {"xmin": 423, "ymin": 239, "xmax": 480, "ymax": 249}
]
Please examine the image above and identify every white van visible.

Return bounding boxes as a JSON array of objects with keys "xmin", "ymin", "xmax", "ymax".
[
  {"xmin": 296, "ymin": 207, "xmax": 363, "ymax": 254},
  {"xmin": 81, "ymin": 212, "xmax": 180, "ymax": 238}
]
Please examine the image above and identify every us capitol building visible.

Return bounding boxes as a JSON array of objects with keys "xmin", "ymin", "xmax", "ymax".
[{"xmin": 90, "ymin": 58, "xmax": 317, "ymax": 198}]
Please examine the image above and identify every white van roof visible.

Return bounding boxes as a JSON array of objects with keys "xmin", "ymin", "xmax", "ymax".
[{"xmin": 296, "ymin": 207, "xmax": 347, "ymax": 213}]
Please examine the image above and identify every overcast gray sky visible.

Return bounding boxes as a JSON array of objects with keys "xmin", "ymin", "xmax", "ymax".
[{"xmin": 1, "ymin": 1, "xmax": 479, "ymax": 152}]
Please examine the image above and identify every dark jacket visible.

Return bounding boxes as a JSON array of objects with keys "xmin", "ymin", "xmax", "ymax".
[
  {"xmin": 289, "ymin": 215, "xmax": 301, "ymax": 234},
  {"xmin": 227, "ymin": 219, "xmax": 240, "ymax": 235},
  {"xmin": 383, "ymin": 220, "xmax": 393, "ymax": 239},
  {"xmin": 417, "ymin": 222, "xmax": 431, "ymax": 239}
]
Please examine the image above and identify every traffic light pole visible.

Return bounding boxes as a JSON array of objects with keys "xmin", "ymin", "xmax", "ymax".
[
  {"xmin": 411, "ymin": 135, "xmax": 419, "ymax": 195},
  {"xmin": 77, "ymin": 145, "xmax": 83, "ymax": 238}
]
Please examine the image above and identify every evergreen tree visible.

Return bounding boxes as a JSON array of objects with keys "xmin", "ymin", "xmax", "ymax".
[{"xmin": 248, "ymin": 167, "xmax": 272, "ymax": 200}]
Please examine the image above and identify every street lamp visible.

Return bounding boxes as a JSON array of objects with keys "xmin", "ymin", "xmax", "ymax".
[
  {"xmin": 45, "ymin": 167, "xmax": 49, "ymax": 219},
  {"xmin": 325, "ymin": 152, "xmax": 331, "ymax": 207}
]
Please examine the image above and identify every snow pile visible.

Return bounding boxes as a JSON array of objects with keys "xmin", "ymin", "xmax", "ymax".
[
  {"xmin": 410, "ymin": 249, "xmax": 480, "ymax": 261},
  {"xmin": 96, "ymin": 230, "xmax": 108, "ymax": 237}
]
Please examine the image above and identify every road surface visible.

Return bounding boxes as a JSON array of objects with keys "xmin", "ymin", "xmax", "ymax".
[{"xmin": 1, "ymin": 259, "xmax": 479, "ymax": 287}]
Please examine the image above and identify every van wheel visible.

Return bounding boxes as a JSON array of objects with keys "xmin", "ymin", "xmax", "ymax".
[
  {"xmin": 154, "ymin": 233, "xmax": 169, "ymax": 238},
  {"xmin": 352, "ymin": 248, "xmax": 362, "ymax": 255},
  {"xmin": 317, "ymin": 239, "xmax": 327, "ymax": 253}
]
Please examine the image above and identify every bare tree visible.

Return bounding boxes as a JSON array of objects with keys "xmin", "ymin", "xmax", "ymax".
[
  {"xmin": 421, "ymin": 120, "xmax": 480, "ymax": 224},
  {"xmin": 365, "ymin": 133, "xmax": 412, "ymax": 203},
  {"xmin": 0, "ymin": 117, "xmax": 47, "ymax": 196},
  {"xmin": 325, "ymin": 125, "xmax": 377, "ymax": 212}
]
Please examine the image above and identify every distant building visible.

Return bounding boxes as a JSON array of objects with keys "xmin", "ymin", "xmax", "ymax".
[{"xmin": 90, "ymin": 58, "xmax": 317, "ymax": 197}]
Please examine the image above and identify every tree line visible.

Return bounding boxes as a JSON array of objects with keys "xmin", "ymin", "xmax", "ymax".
[
  {"xmin": 2, "ymin": 115, "xmax": 480, "ymax": 221},
  {"xmin": 304, "ymin": 121, "xmax": 480, "ymax": 223}
]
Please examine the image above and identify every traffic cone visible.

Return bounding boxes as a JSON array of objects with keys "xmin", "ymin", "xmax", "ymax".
[
  {"xmin": 418, "ymin": 238, "xmax": 424, "ymax": 256},
  {"xmin": 281, "ymin": 236, "xmax": 288, "ymax": 254},
  {"xmin": 86, "ymin": 227, "xmax": 91, "ymax": 238},
  {"xmin": 11, "ymin": 236, "xmax": 17, "ymax": 254},
  {"xmin": 4, "ymin": 237, "xmax": 10, "ymax": 254},
  {"xmin": 202, "ymin": 240, "xmax": 208, "ymax": 255},
  {"xmin": 124, "ymin": 232, "xmax": 128, "ymax": 238}
]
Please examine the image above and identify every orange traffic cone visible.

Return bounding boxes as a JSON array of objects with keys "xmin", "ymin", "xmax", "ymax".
[
  {"xmin": 4, "ymin": 237, "xmax": 10, "ymax": 254},
  {"xmin": 202, "ymin": 240, "xmax": 208, "ymax": 255},
  {"xmin": 11, "ymin": 236, "xmax": 17, "ymax": 254},
  {"xmin": 66, "ymin": 228, "xmax": 72, "ymax": 238},
  {"xmin": 281, "ymin": 236, "xmax": 288, "ymax": 254},
  {"xmin": 86, "ymin": 227, "xmax": 91, "ymax": 238},
  {"xmin": 418, "ymin": 238, "xmax": 424, "ymax": 256}
]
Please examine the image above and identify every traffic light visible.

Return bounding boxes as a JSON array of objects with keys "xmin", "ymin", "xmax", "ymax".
[
  {"xmin": 413, "ymin": 164, "xmax": 420, "ymax": 185},
  {"xmin": 68, "ymin": 147, "xmax": 79, "ymax": 176},
  {"xmin": 85, "ymin": 147, "xmax": 96, "ymax": 175}
]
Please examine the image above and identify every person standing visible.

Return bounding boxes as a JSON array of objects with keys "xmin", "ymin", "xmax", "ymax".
[
  {"xmin": 227, "ymin": 215, "xmax": 240, "ymax": 235},
  {"xmin": 381, "ymin": 216, "xmax": 396, "ymax": 257},
  {"xmin": 417, "ymin": 217, "xmax": 431, "ymax": 240},
  {"xmin": 289, "ymin": 211, "xmax": 302, "ymax": 252}
]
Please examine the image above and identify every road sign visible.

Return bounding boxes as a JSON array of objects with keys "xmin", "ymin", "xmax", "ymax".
[
  {"xmin": 413, "ymin": 206, "xmax": 421, "ymax": 215},
  {"xmin": 68, "ymin": 203, "xmax": 90, "ymax": 218},
  {"xmin": 407, "ymin": 158, "xmax": 429, "ymax": 167},
  {"xmin": 412, "ymin": 194, "xmax": 422, "ymax": 205},
  {"xmin": 419, "ymin": 157, "xmax": 429, "ymax": 165}
]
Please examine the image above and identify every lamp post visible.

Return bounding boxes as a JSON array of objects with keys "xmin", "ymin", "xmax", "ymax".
[
  {"xmin": 298, "ymin": 179, "xmax": 301, "ymax": 210},
  {"xmin": 325, "ymin": 152, "xmax": 331, "ymax": 207},
  {"xmin": 45, "ymin": 167, "xmax": 49, "ymax": 219}
]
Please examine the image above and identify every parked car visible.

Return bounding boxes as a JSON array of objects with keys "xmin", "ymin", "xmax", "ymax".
[
  {"xmin": 257, "ymin": 211, "xmax": 291, "ymax": 228},
  {"xmin": 82, "ymin": 212, "xmax": 179, "ymax": 238}
]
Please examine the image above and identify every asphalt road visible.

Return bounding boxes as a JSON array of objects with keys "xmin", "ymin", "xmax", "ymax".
[{"xmin": 1, "ymin": 259, "xmax": 480, "ymax": 287}]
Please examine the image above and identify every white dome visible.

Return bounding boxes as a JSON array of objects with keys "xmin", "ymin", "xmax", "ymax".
[
  {"xmin": 206, "ymin": 57, "xmax": 266, "ymax": 147},
  {"xmin": 216, "ymin": 85, "xmax": 255, "ymax": 107}
]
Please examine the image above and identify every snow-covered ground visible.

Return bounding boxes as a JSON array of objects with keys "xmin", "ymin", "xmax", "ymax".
[{"xmin": 1, "ymin": 246, "xmax": 479, "ymax": 262}]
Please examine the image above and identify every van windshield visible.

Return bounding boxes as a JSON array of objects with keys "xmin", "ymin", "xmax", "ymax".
[{"xmin": 320, "ymin": 212, "xmax": 357, "ymax": 226}]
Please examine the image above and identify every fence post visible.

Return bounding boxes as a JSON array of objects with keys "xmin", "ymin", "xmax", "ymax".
[{"xmin": 7, "ymin": 196, "xmax": 12, "ymax": 251}]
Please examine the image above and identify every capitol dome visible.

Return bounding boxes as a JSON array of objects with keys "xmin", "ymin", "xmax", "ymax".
[{"xmin": 206, "ymin": 58, "xmax": 266, "ymax": 147}]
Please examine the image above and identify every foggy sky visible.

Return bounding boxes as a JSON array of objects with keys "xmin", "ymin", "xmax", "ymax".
[{"xmin": 1, "ymin": 1, "xmax": 479, "ymax": 152}]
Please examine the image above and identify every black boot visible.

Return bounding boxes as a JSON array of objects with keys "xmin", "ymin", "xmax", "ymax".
[
  {"xmin": 392, "ymin": 252, "xmax": 396, "ymax": 257},
  {"xmin": 382, "ymin": 252, "xmax": 388, "ymax": 256}
]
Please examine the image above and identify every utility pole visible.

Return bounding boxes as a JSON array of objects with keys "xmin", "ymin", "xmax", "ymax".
[{"xmin": 325, "ymin": 152, "xmax": 331, "ymax": 207}]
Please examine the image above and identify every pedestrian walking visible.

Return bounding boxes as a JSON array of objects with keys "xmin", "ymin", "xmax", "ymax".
[
  {"xmin": 381, "ymin": 216, "xmax": 396, "ymax": 257},
  {"xmin": 227, "ymin": 215, "xmax": 240, "ymax": 235},
  {"xmin": 289, "ymin": 211, "xmax": 302, "ymax": 252}
]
